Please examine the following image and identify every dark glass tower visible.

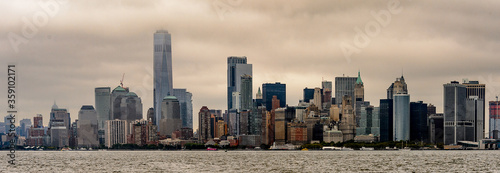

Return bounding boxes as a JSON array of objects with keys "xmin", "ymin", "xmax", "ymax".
[
  {"xmin": 379, "ymin": 99, "xmax": 393, "ymax": 142},
  {"xmin": 410, "ymin": 101, "xmax": 428, "ymax": 142},
  {"xmin": 262, "ymin": 82, "xmax": 286, "ymax": 111}
]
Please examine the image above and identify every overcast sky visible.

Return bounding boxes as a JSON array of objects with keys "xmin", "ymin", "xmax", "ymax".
[{"xmin": 1, "ymin": 0, "xmax": 499, "ymax": 132}]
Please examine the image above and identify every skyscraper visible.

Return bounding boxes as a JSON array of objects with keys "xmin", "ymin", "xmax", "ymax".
[
  {"xmin": 443, "ymin": 81, "xmax": 467, "ymax": 145},
  {"xmin": 154, "ymin": 30, "xmax": 174, "ymax": 128},
  {"xmin": 303, "ymin": 88, "xmax": 315, "ymax": 103},
  {"xmin": 387, "ymin": 75, "xmax": 408, "ymax": 99},
  {"xmin": 393, "ymin": 93, "xmax": 410, "ymax": 141},
  {"xmin": 379, "ymin": 99, "xmax": 393, "ymax": 142},
  {"xmin": 339, "ymin": 95, "xmax": 356, "ymax": 142},
  {"xmin": 335, "ymin": 76, "xmax": 357, "ymax": 108},
  {"xmin": 240, "ymin": 75, "xmax": 253, "ymax": 110},
  {"xmin": 77, "ymin": 105, "xmax": 99, "ymax": 148},
  {"xmin": 110, "ymin": 86, "xmax": 128, "ymax": 120},
  {"xmin": 49, "ymin": 102, "xmax": 70, "ymax": 147},
  {"xmin": 489, "ymin": 101, "xmax": 500, "ymax": 139},
  {"xmin": 119, "ymin": 92, "xmax": 143, "ymax": 122},
  {"xmin": 262, "ymin": 82, "xmax": 286, "ymax": 111},
  {"xmin": 105, "ymin": 119, "xmax": 128, "ymax": 148},
  {"xmin": 227, "ymin": 56, "xmax": 252, "ymax": 111},
  {"xmin": 462, "ymin": 80, "xmax": 486, "ymax": 138},
  {"xmin": 173, "ymin": 89, "xmax": 193, "ymax": 128},
  {"xmin": 160, "ymin": 96, "xmax": 181, "ymax": 137},
  {"xmin": 147, "ymin": 108, "xmax": 155, "ymax": 125},
  {"xmin": 198, "ymin": 106, "xmax": 211, "ymax": 143},
  {"xmin": 313, "ymin": 87, "xmax": 322, "ymax": 107},
  {"xmin": 322, "ymin": 80, "xmax": 332, "ymax": 109},
  {"xmin": 95, "ymin": 87, "xmax": 111, "ymax": 130},
  {"xmin": 466, "ymin": 96, "xmax": 484, "ymax": 142},
  {"xmin": 410, "ymin": 101, "xmax": 428, "ymax": 142},
  {"xmin": 356, "ymin": 106, "xmax": 380, "ymax": 136}
]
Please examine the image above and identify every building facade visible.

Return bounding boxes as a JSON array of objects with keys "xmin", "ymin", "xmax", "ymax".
[
  {"xmin": 262, "ymin": 82, "xmax": 286, "ymax": 111},
  {"xmin": 393, "ymin": 94, "xmax": 410, "ymax": 141},
  {"xmin": 95, "ymin": 87, "xmax": 111, "ymax": 130},
  {"xmin": 227, "ymin": 56, "xmax": 252, "ymax": 111},
  {"xmin": 173, "ymin": 88, "xmax": 193, "ymax": 129},
  {"xmin": 105, "ymin": 119, "xmax": 128, "ymax": 148},
  {"xmin": 160, "ymin": 96, "xmax": 182, "ymax": 137},
  {"xmin": 77, "ymin": 105, "xmax": 99, "ymax": 148},
  {"xmin": 154, "ymin": 30, "xmax": 174, "ymax": 128},
  {"xmin": 443, "ymin": 81, "xmax": 467, "ymax": 145}
]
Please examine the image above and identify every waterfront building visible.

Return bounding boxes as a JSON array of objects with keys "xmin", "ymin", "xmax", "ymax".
[
  {"xmin": 262, "ymin": 82, "xmax": 286, "ymax": 111},
  {"xmin": 77, "ymin": 105, "xmax": 99, "ymax": 148},
  {"xmin": 393, "ymin": 93, "xmax": 410, "ymax": 141},
  {"xmin": 154, "ymin": 30, "xmax": 174, "ymax": 128},
  {"xmin": 227, "ymin": 56, "xmax": 252, "ymax": 111},
  {"xmin": 443, "ymin": 81, "xmax": 467, "ymax": 145},
  {"xmin": 95, "ymin": 87, "xmax": 111, "ymax": 130},
  {"xmin": 198, "ymin": 106, "xmax": 212, "ymax": 143},
  {"xmin": 410, "ymin": 101, "xmax": 428, "ymax": 142},
  {"xmin": 160, "ymin": 96, "xmax": 182, "ymax": 137},
  {"xmin": 105, "ymin": 119, "xmax": 128, "ymax": 148},
  {"xmin": 339, "ymin": 96, "xmax": 356, "ymax": 142},
  {"xmin": 335, "ymin": 76, "xmax": 357, "ymax": 108},
  {"xmin": 173, "ymin": 89, "xmax": 193, "ymax": 129}
]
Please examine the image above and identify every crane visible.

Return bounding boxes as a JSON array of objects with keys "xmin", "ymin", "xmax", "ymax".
[{"xmin": 120, "ymin": 73, "xmax": 125, "ymax": 88}]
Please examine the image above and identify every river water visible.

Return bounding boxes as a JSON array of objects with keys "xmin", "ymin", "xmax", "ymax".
[{"xmin": 1, "ymin": 150, "xmax": 499, "ymax": 172}]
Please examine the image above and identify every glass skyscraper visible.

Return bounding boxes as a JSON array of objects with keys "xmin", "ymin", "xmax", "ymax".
[
  {"xmin": 379, "ymin": 99, "xmax": 393, "ymax": 142},
  {"xmin": 335, "ymin": 76, "xmax": 357, "ymax": 108},
  {"xmin": 227, "ymin": 56, "xmax": 252, "ymax": 111},
  {"xmin": 154, "ymin": 30, "xmax": 174, "ymax": 127},
  {"xmin": 262, "ymin": 82, "xmax": 286, "ymax": 111},
  {"xmin": 95, "ymin": 87, "xmax": 110, "ymax": 130},
  {"xmin": 443, "ymin": 81, "xmax": 467, "ymax": 145},
  {"xmin": 173, "ymin": 88, "xmax": 193, "ymax": 129},
  {"xmin": 393, "ymin": 94, "xmax": 410, "ymax": 141}
]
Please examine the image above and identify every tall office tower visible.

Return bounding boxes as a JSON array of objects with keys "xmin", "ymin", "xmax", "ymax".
[
  {"xmin": 105, "ymin": 119, "xmax": 128, "ymax": 148},
  {"xmin": 19, "ymin": 119, "xmax": 31, "ymax": 137},
  {"xmin": 228, "ymin": 109, "xmax": 239, "ymax": 135},
  {"xmin": 274, "ymin": 108, "xmax": 286, "ymax": 145},
  {"xmin": 95, "ymin": 87, "xmax": 111, "ymax": 130},
  {"xmin": 489, "ymin": 101, "xmax": 500, "ymax": 139},
  {"xmin": 393, "ymin": 93, "xmax": 410, "ymax": 141},
  {"xmin": 154, "ymin": 30, "xmax": 174, "ymax": 128},
  {"xmin": 256, "ymin": 87, "xmax": 263, "ymax": 99},
  {"xmin": 160, "ymin": 96, "xmax": 181, "ymax": 137},
  {"xmin": 466, "ymin": 96, "xmax": 484, "ymax": 142},
  {"xmin": 313, "ymin": 87, "xmax": 322, "ymax": 107},
  {"xmin": 303, "ymin": 88, "xmax": 315, "ymax": 103},
  {"xmin": 232, "ymin": 92, "xmax": 241, "ymax": 110},
  {"xmin": 428, "ymin": 113, "xmax": 444, "ymax": 144},
  {"xmin": 356, "ymin": 106, "xmax": 380, "ymax": 136},
  {"xmin": 49, "ymin": 102, "xmax": 71, "ymax": 147},
  {"xmin": 354, "ymin": 71, "xmax": 364, "ymax": 102},
  {"xmin": 147, "ymin": 108, "xmax": 155, "ymax": 125},
  {"xmin": 322, "ymin": 81, "xmax": 333, "ymax": 110},
  {"xmin": 262, "ymin": 82, "xmax": 286, "ymax": 111},
  {"xmin": 198, "ymin": 106, "xmax": 211, "ymax": 143},
  {"xmin": 111, "ymin": 86, "xmax": 128, "ymax": 120},
  {"xmin": 77, "ymin": 105, "xmax": 99, "ymax": 147},
  {"xmin": 215, "ymin": 120, "xmax": 228, "ymax": 138},
  {"xmin": 249, "ymin": 106, "xmax": 263, "ymax": 135},
  {"xmin": 427, "ymin": 104, "xmax": 436, "ymax": 116},
  {"xmin": 173, "ymin": 89, "xmax": 193, "ymax": 128},
  {"xmin": 379, "ymin": 99, "xmax": 393, "ymax": 142},
  {"xmin": 462, "ymin": 80, "xmax": 486, "ymax": 138},
  {"xmin": 265, "ymin": 110, "xmax": 276, "ymax": 145},
  {"xmin": 335, "ymin": 76, "xmax": 357, "ymax": 108},
  {"xmin": 387, "ymin": 75, "xmax": 408, "ymax": 99},
  {"xmin": 443, "ymin": 81, "xmax": 467, "ymax": 145},
  {"xmin": 227, "ymin": 56, "xmax": 252, "ymax": 111},
  {"xmin": 27, "ymin": 114, "xmax": 45, "ymax": 146},
  {"xmin": 239, "ymin": 110, "xmax": 250, "ymax": 135},
  {"xmin": 410, "ymin": 101, "xmax": 428, "ymax": 142},
  {"xmin": 339, "ymin": 96, "xmax": 356, "ymax": 142},
  {"xmin": 240, "ymin": 75, "xmax": 253, "ymax": 110},
  {"xmin": 119, "ymin": 92, "xmax": 143, "ymax": 122}
]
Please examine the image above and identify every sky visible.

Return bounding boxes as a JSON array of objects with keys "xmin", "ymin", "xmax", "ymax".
[{"xmin": 1, "ymin": 0, "xmax": 499, "ymax": 133}]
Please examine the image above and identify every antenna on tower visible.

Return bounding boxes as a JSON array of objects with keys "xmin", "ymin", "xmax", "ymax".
[{"xmin": 120, "ymin": 73, "xmax": 125, "ymax": 88}]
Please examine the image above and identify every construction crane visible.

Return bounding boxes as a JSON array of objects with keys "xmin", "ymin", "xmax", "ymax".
[{"xmin": 120, "ymin": 73, "xmax": 125, "ymax": 88}]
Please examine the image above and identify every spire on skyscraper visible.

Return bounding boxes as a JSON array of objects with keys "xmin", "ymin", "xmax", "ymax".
[
  {"xmin": 356, "ymin": 70, "xmax": 363, "ymax": 85},
  {"xmin": 52, "ymin": 101, "xmax": 58, "ymax": 110}
]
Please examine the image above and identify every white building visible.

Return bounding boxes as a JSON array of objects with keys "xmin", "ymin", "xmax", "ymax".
[{"xmin": 105, "ymin": 119, "xmax": 128, "ymax": 148}]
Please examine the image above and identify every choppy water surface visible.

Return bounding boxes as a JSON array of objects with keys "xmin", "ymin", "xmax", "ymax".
[{"xmin": 1, "ymin": 150, "xmax": 500, "ymax": 172}]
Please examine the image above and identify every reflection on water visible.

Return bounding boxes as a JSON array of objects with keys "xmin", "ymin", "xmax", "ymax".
[{"xmin": 1, "ymin": 150, "xmax": 500, "ymax": 172}]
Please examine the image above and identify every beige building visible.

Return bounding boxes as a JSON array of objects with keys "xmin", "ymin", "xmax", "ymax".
[
  {"xmin": 323, "ymin": 125, "xmax": 343, "ymax": 143},
  {"xmin": 274, "ymin": 108, "xmax": 286, "ymax": 145},
  {"xmin": 339, "ymin": 96, "xmax": 356, "ymax": 142},
  {"xmin": 105, "ymin": 119, "xmax": 128, "ymax": 148}
]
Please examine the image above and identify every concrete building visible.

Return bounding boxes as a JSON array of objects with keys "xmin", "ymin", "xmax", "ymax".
[
  {"xmin": 19, "ymin": 119, "xmax": 31, "ymax": 137},
  {"xmin": 410, "ymin": 101, "xmax": 428, "ymax": 142},
  {"xmin": 95, "ymin": 87, "xmax": 111, "ymax": 130},
  {"xmin": 393, "ymin": 93, "xmax": 410, "ymax": 141},
  {"xmin": 262, "ymin": 82, "xmax": 286, "ymax": 111},
  {"xmin": 428, "ymin": 113, "xmax": 444, "ymax": 144},
  {"xmin": 173, "ymin": 89, "xmax": 193, "ymax": 129},
  {"xmin": 198, "ymin": 106, "xmax": 212, "ymax": 143},
  {"xmin": 323, "ymin": 125, "xmax": 343, "ymax": 143},
  {"xmin": 27, "ymin": 114, "xmax": 45, "ymax": 146},
  {"xmin": 322, "ymin": 80, "xmax": 333, "ymax": 110},
  {"xmin": 119, "ymin": 92, "xmax": 143, "ymax": 122},
  {"xmin": 227, "ymin": 56, "xmax": 252, "ymax": 111},
  {"xmin": 77, "ymin": 105, "xmax": 99, "ymax": 148},
  {"xmin": 128, "ymin": 119, "xmax": 158, "ymax": 146},
  {"xmin": 274, "ymin": 108, "xmax": 286, "ymax": 145},
  {"xmin": 335, "ymin": 76, "xmax": 357, "ymax": 108},
  {"xmin": 105, "ymin": 119, "xmax": 128, "ymax": 148},
  {"xmin": 154, "ymin": 30, "xmax": 174, "ymax": 128},
  {"xmin": 313, "ymin": 87, "xmax": 322, "ymax": 108},
  {"xmin": 160, "ymin": 96, "xmax": 182, "ymax": 137},
  {"xmin": 463, "ymin": 80, "xmax": 486, "ymax": 139},
  {"xmin": 110, "ymin": 86, "xmax": 128, "ymax": 120},
  {"xmin": 238, "ymin": 135, "xmax": 261, "ymax": 147},
  {"xmin": 443, "ymin": 81, "xmax": 467, "ymax": 145},
  {"xmin": 387, "ymin": 75, "xmax": 408, "ymax": 99},
  {"xmin": 490, "ymin": 101, "xmax": 500, "ymax": 139},
  {"xmin": 49, "ymin": 103, "xmax": 70, "ymax": 147},
  {"xmin": 356, "ymin": 106, "xmax": 380, "ymax": 136},
  {"xmin": 228, "ymin": 109, "xmax": 239, "ymax": 135},
  {"xmin": 239, "ymin": 110, "xmax": 250, "ymax": 135},
  {"xmin": 215, "ymin": 120, "xmax": 228, "ymax": 138},
  {"xmin": 466, "ymin": 96, "xmax": 484, "ymax": 142},
  {"xmin": 339, "ymin": 96, "xmax": 356, "ymax": 142}
]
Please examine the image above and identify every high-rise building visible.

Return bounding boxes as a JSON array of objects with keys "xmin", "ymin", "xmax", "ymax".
[
  {"xmin": 262, "ymin": 82, "xmax": 286, "ymax": 111},
  {"xmin": 110, "ymin": 86, "xmax": 128, "ymax": 120},
  {"xmin": 393, "ymin": 94, "xmax": 410, "ymax": 141},
  {"xmin": 428, "ymin": 113, "xmax": 444, "ymax": 144},
  {"xmin": 354, "ymin": 71, "xmax": 366, "ymax": 127},
  {"xmin": 339, "ymin": 96, "xmax": 356, "ymax": 142},
  {"xmin": 95, "ymin": 87, "xmax": 111, "ymax": 130},
  {"xmin": 303, "ymin": 88, "xmax": 315, "ymax": 103},
  {"xmin": 27, "ymin": 114, "xmax": 44, "ymax": 146},
  {"xmin": 322, "ymin": 80, "xmax": 333, "ymax": 110},
  {"xmin": 128, "ymin": 119, "xmax": 158, "ymax": 146},
  {"xmin": 19, "ymin": 119, "xmax": 31, "ymax": 137},
  {"xmin": 410, "ymin": 101, "xmax": 428, "ymax": 142},
  {"xmin": 462, "ymin": 80, "xmax": 486, "ymax": 138},
  {"xmin": 215, "ymin": 120, "xmax": 228, "ymax": 138},
  {"xmin": 274, "ymin": 108, "xmax": 286, "ymax": 145},
  {"xmin": 159, "ymin": 96, "xmax": 181, "ymax": 137},
  {"xmin": 256, "ymin": 87, "xmax": 263, "ymax": 100},
  {"xmin": 105, "ymin": 119, "xmax": 128, "ymax": 148},
  {"xmin": 119, "ymin": 92, "xmax": 143, "ymax": 122},
  {"xmin": 49, "ymin": 102, "xmax": 70, "ymax": 147},
  {"xmin": 198, "ymin": 106, "xmax": 211, "ymax": 143},
  {"xmin": 228, "ymin": 109, "xmax": 239, "ymax": 135},
  {"xmin": 239, "ymin": 110, "xmax": 250, "ymax": 135},
  {"xmin": 335, "ymin": 76, "xmax": 357, "ymax": 108},
  {"xmin": 443, "ymin": 81, "xmax": 467, "ymax": 145},
  {"xmin": 147, "ymin": 108, "xmax": 155, "ymax": 125},
  {"xmin": 489, "ymin": 101, "xmax": 500, "ymax": 139},
  {"xmin": 313, "ymin": 87, "xmax": 322, "ymax": 108},
  {"xmin": 240, "ymin": 75, "xmax": 253, "ymax": 110},
  {"xmin": 387, "ymin": 75, "xmax": 408, "ymax": 99},
  {"xmin": 227, "ymin": 56, "xmax": 252, "ymax": 111},
  {"xmin": 356, "ymin": 106, "xmax": 379, "ymax": 136},
  {"xmin": 427, "ymin": 104, "xmax": 436, "ymax": 116},
  {"xmin": 173, "ymin": 89, "xmax": 193, "ymax": 128},
  {"xmin": 466, "ymin": 96, "xmax": 484, "ymax": 142},
  {"xmin": 154, "ymin": 30, "xmax": 174, "ymax": 128},
  {"xmin": 77, "ymin": 105, "xmax": 99, "ymax": 147},
  {"xmin": 379, "ymin": 99, "xmax": 393, "ymax": 142}
]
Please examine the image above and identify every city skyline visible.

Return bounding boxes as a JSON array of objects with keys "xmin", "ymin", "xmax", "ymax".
[{"xmin": 1, "ymin": 0, "xmax": 500, "ymax": 132}]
